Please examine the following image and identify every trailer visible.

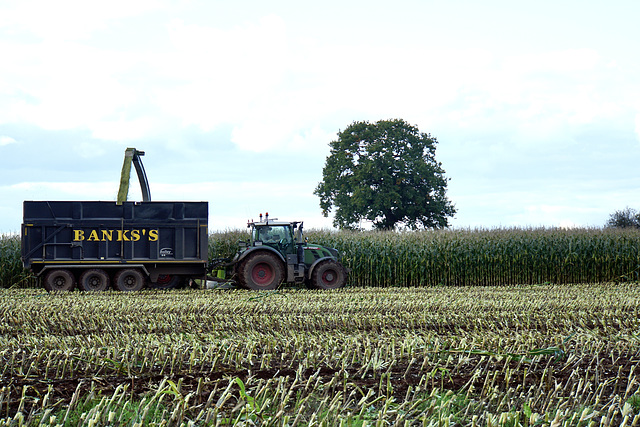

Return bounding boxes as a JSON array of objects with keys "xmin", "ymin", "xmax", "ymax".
[{"xmin": 22, "ymin": 200, "xmax": 208, "ymax": 291}]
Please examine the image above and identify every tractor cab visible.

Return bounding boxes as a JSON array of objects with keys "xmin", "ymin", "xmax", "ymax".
[
  {"xmin": 246, "ymin": 213, "xmax": 306, "ymax": 256},
  {"xmin": 251, "ymin": 222, "xmax": 296, "ymax": 255}
]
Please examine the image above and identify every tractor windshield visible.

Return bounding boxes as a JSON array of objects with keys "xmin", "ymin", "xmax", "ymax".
[{"xmin": 253, "ymin": 225, "xmax": 293, "ymax": 248}]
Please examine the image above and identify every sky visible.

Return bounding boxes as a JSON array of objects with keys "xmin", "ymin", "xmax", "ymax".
[{"xmin": 1, "ymin": 0, "xmax": 640, "ymax": 233}]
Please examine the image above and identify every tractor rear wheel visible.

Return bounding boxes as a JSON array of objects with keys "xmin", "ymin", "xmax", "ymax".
[
  {"xmin": 238, "ymin": 252, "xmax": 284, "ymax": 290},
  {"xmin": 310, "ymin": 260, "xmax": 347, "ymax": 290}
]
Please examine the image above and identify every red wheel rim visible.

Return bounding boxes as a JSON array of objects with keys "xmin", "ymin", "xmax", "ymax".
[
  {"xmin": 322, "ymin": 269, "xmax": 336, "ymax": 285},
  {"xmin": 252, "ymin": 262, "xmax": 274, "ymax": 286},
  {"xmin": 157, "ymin": 275, "xmax": 172, "ymax": 285}
]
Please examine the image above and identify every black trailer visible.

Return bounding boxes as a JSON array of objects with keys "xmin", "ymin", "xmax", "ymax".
[{"xmin": 22, "ymin": 200, "xmax": 208, "ymax": 291}]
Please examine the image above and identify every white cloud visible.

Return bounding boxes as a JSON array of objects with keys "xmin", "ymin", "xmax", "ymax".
[
  {"xmin": 229, "ymin": 104, "xmax": 335, "ymax": 154},
  {"xmin": 10, "ymin": 182, "xmax": 116, "ymax": 199},
  {"xmin": 503, "ymin": 49, "xmax": 600, "ymax": 74},
  {"xmin": 0, "ymin": 136, "xmax": 17, "ymax": 146},
  {"xmin": 153, "ymin": 15, "xmax": 289, "ymax": 132},
  {"xmin": 0, "ymin": 1, "xmax": 163, "ymax": 42},
  {"xmin": 0, "ymin": 39, "xmax": 140, "ymax": 132},
  {"xmin": 90, "ymin": 117, "xmax": 159, "ymax": 142},
  {"xmin": 1, "ymin": 4, "xmax": 631, "ymax": 156}
]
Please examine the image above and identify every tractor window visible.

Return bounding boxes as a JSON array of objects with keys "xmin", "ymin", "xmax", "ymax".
[{"xmin": 254, "ymin": 225, "xmax": 292, "ymax": 246}]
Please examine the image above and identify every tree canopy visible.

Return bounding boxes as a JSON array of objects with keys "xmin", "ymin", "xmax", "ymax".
[
  {"xmin": 606, "ymin": 207, "xmax": 640, "ymax": 228},
  {"xmin": 314, "ymin": 119, "xmax": 456, "ymax": 230}
]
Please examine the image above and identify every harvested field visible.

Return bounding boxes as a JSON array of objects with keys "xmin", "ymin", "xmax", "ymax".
[{"xmin": 2, "ymin": 284, "xmax": 640, "ymax": 425}]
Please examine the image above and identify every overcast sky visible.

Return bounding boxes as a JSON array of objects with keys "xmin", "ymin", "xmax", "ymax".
[{"xmin": 1, "ymin": 0, "xmax": 639, "ymax": 233}]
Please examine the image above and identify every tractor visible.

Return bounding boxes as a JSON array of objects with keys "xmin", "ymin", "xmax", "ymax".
[{"xmin": 212, "ymin": 213, "xmax": 348, "ymax": 290}]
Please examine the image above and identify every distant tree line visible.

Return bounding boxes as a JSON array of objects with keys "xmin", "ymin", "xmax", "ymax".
[{"xmin": 607, "ymin": 207, "xmax": 640, "ymax": 229}]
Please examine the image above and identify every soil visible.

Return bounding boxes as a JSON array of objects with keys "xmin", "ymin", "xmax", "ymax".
[{"xmin": 2, "ymin": 352, "xmax": 636, "ymax": 422}]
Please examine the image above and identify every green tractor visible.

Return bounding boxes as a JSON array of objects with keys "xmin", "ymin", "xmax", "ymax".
[{"xmin": 212, "ymin": 213, "xmax": 348, "ymax": 290}]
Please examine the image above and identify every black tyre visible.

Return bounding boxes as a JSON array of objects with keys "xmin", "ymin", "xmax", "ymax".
[
  {"xmin": 149, "ymin": 274, "xmax": 182, "ymax": 290},
  {"xmin": 43, "ymin": 269, "xmax": 75, "ymax": 292},
  {"xmin": 114, "ymin": 269, "xmax": 146, "ymax": 291},
  {"xmin": 238, "ymin": 252, "xmax": 284, "ymax": 290},
  {"xmin": 310, "ymin": 260, "xmax": 347, "ymax": 290},
  {"xmin": 79, "ymin": 269, "xmax": 110, "ymax": 291}
]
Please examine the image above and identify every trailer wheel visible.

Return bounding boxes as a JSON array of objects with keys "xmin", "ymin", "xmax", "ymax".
[
  {"xmin": 239, "ymin": 252, "xmax": 284, "ymax": 290},
  {"xmin": 43, "ymin": 269, "xmax": 75, "ymax": 292},
  {"xmin": 149, "ymin": 274, "xmax": 182, "ymax": 290},
  {"xmin": 114, "ymin": 269, "xmax": 145, "ymax": 291},
  {"xmin": 79, "ymin": 269, "xmax": 110, "ymax": 291},
  {"xmin": 310, "ymin": 260, "xmax": 347, "ymax": 290}
]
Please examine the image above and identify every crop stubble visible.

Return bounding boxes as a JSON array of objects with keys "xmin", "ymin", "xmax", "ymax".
[{"xmin": 1, "ymin": 284, "xmax": 640, "ymax": 425}]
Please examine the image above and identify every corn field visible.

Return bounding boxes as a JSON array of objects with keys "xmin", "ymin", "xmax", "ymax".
[
  {"xmin": 5, "ymin": 227, "xmax": 640, "ymax": 289},
  {"xmin": 210, "ymin": 227, "xmax": 640, "ymax": 287},
  {"xmin": 2, "ymin": 284, "xmax": 640, "ymax": 425},
  {"xmin": 0, "ymin": 234, "xmax": 30, "ymax": 289}
]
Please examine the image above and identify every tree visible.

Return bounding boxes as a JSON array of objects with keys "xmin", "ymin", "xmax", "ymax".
[
  {"xmin": 314, "ymin": 119, "xmax": 456, "ymax": 230},
  {"xmin": 606, "ymin": 207, "xmax": 640, "ymax": 228}
]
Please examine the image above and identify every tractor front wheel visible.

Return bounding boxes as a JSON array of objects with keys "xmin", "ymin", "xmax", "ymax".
[
  {"xmin": 238, "ymin": 252, "xmax": 284, "ymax": 290},
  {"xmin": 310, "ymin": 260, "xmax": 347, "ymax": 290}
]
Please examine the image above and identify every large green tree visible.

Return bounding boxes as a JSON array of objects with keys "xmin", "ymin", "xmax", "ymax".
[{"xmin": 315, "ymin": 119, "xmax": 456, "ymax": 230}]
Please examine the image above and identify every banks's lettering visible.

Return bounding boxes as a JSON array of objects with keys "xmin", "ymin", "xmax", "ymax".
[{"xmin": 73, "ymin": 229, "xmax": 159, "ymax": 242}]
